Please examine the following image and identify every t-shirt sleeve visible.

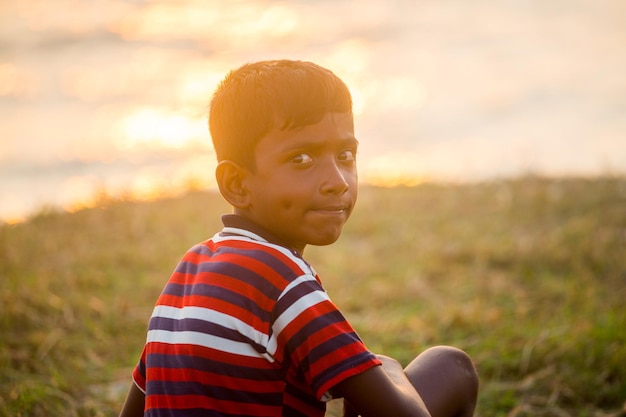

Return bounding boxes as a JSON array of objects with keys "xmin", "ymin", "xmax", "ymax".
[
  {"xmin": 131, "ymin": 347, "xmax": 148, "ymax": 394},
  {"xmin": 271, "ymin": 274, "xmax": 382, "ymax": 401}
]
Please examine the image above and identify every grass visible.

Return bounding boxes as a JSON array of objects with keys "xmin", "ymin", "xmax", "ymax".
[{"xmin": 1, "ymin": 176, "xmax": 625, "ymax": 416}]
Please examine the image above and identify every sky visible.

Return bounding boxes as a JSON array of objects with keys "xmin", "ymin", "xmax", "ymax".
[{"xmin": 1, "ymin": 0, "xmax": 625, "ymax": 223}]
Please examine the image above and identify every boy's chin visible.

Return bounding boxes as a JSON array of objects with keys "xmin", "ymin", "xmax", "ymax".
[{"xmin": 309, "ymin": 233, "xmax": 343, "ymax": 247}]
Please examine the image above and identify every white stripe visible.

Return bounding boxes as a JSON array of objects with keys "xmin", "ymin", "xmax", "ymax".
[
  {"xmin": 278, "ymin": 274, "xmax": 321, "ymax": 301},
  {"xmin": 265, "ymin": 275, "xmax": 330, "ymax": 356},
  {"xmin": 266, "ymin": 334, "xmax": 279, "ymax": 357},
  {"xmin": 147, "ymin": 329, "xmax": 271, "ymax": 359},
  {"xmin": 265, "ymin": 289, "xmax": 329, "ymax": 357},
  {"xmin": 155, "ymin": 304, "xmax": 253, "ymax": 328},
  {"xmin": 151, "ymin": 305, "xmax": 275, "ymax": 362},
  {"xmin": 219, "ymin": 227, "xmax": 268, "ymax": 243},
  {"xmin": 273, "ymin": 287, "xmax": 330, "ymax": 335}
]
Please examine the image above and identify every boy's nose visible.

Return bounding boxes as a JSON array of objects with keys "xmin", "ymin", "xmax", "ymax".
[{"xmin": 320, "ymin": 161, "xmax": 350, "ymax": 195}]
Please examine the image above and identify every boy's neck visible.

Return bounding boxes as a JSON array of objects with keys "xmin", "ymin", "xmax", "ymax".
[{"xmin": 221, "ymin": 214, "xmax": 305, "ymax": 256}]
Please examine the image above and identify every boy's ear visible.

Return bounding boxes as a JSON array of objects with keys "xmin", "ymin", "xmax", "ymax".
[{"xmin": 215, "ymin": 160, "xmax": 251, "ymax": 209}]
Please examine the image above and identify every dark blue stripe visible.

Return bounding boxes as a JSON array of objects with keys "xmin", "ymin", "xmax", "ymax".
[
  {"xmin": 286, "ymin": 311, "xmax": 366, "ymax": 381},
  {"xmin": 173, "ymin": 260, "xmax": 283, "ymax": 300},
  {"xmin": 146, "ymin": 353, "xmax": 285, "ymax": 381},
  {"xmin": 193, "ymin": 283, "xmax": 270, "ymax": 320},
  {"xmin": 162, "ymin": 282, "xmax": 185, "ymax": 297},
  {"xmin": 161, "ymin": 281, "xmax": 272, "ymax": 321},
  {"xmin": 146, "ymin": 379, "xmax": 283, "ymax": 404},
  {"xmin": 191, "ymin": 242, "xmax": 215, "ymax": 257},
  {"xmin": 150, "ymin": 316, "xmax": 238, "ymax": 337},
  {"xmin": 284, "ymin": 383, "xmax": 325, "ymax": 416},
  {"xmin": 307, "ymin": 331, "xmax": 365, "ymax": 367},
  {"xmin": 311, "ymin": 350, "xmax": 378, "ymax": 393}
]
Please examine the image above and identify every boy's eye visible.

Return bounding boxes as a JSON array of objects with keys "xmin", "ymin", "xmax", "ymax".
[
  {"xmin": 338, "ymin": 149, "xmax": 356, "ymax": 162},
  {"xmin": 291, "ymin": 153, "xmax": 313, "ymax": 164}
]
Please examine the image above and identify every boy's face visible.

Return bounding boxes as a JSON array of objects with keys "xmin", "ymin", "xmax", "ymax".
[{"xmin": 238, "ymin": 112, "xmax": 358, "ymax": 254}]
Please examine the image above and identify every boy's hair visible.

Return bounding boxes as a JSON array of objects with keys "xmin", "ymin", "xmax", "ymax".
[{"xmin": 208, "ymin": 59, "xmax": 353, "ymax": 170}]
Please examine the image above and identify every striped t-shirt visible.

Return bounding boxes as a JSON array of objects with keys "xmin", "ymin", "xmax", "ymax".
[{"xmin": 132, "ymin": 215, "xmax": 380, "ymax": 417}]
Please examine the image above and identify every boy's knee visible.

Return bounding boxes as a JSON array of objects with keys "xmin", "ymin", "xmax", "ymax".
[
  {"xmin": 405, "ymin": 346, "xmax": 479, "ymax": 416},
  {"xmin": 432, "ymin": 346, "xmax": 478, "ymax": 395},
  {"xmin": 419, "ymin": 346, "xmax": 479, "ymax": 392},
  {"xmin": 433, "ymin": 346, "xmax": 476, "ymax": 373},
  {"xmin": 428, "ymin": 346, "xmax": 475, "ymax": 370}
]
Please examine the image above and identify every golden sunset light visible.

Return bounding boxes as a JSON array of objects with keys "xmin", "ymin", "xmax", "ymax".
[
  {"xmin": 361, "ymin": 153, "xmax": 431, "ymax": 187},
  {"xmin": 0, "ymin": 63, "xmax": 17, "ymax": 96},
  {"xmin": 111, "ymin": 2, "xmax": 298, "ymax": 45},
  {"xmin": 1, "ymin": 0, "xmax": 625, "ymax": 223},
  {"xmin": 0, "ymin": 63, "xmax": 37, "ymax": 98},
  {"xmin": 60, "ymin": 175, "xmax": 101, "ymax": 213},
  {"xmin": 113, "ymin": 108, "xmax": 208, "ymax": 152}
]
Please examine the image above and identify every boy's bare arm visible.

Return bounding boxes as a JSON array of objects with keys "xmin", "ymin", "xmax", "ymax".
[
  {"xmin": 334, "ymin": 354, "xmax": 431, "ymax": 417},
  {"xmin": 119, "ymin": 382, "xmax": 145, "ymax": 417}
]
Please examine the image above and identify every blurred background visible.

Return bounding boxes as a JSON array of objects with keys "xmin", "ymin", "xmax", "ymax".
[{"xmin": 1, "ymin": 0, "xmax": 625, "ymax": 223}]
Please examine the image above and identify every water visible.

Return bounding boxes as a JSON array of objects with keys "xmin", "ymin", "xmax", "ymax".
[{"xmin": 2, "ymin": 0, "xmax": 625, "ymax": 223}]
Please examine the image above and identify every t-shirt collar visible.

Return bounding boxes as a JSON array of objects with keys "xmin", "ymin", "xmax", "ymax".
[{"xmin": 220, "ymin": 214, "xmax": 302, "ymax": 256}]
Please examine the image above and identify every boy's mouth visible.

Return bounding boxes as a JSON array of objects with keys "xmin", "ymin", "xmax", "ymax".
[{"xmin": 312, "ymin": 205, "xmax": 350, "ymax": 215}]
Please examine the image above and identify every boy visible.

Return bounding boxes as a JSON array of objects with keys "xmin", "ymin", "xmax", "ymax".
[{"xmin": 120, "ymin": 59, "xmax": 478, "ymax": 417}]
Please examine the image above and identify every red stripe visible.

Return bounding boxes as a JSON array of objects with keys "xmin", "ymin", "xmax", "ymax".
[
  {"xmin": 147, "ymin": 367, "xmax": 283, "ymax": 393},
  {"xmin": 156, "ymin": 292, "xmax": 183, "ymax": 307}
]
